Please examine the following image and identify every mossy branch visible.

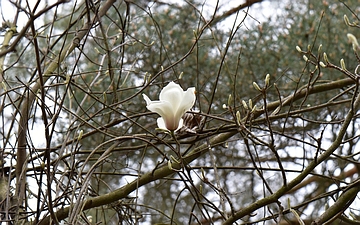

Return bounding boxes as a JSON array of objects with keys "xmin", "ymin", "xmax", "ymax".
[{"xmin": 36, "ymin": 131, "xmax": 236, "ymax": 225}]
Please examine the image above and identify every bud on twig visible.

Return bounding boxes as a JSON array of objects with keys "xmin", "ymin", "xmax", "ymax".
[
  {"xmin": 236, "ymin": 111, "xmax": 241, "ymax": 124},
  {"xmin": 103, "ymin": 92, "xmax": 107, "ymax": 102},
  {"xmin": 318, "ymin": 44, "xmax": 322, "ymax": 53},
  {"xmin": 344, "ymin": 15, "xmax": 351, "ymax": 26},
  {"xmin": 170, "ymin": 155, "xmax": 180, "ymax": 163},
  {"xmin": 323, "ymin": 52, "xmax": 330, "ymax": 64},
  {"xmin": 201, "ymin": 168, "xmax": 206, "ymax": 180},
  {"xmin": 248, "ymin": 99, "xmax": 253, "ymax": 109},
  {"xmin": 1, "ymin": 81, "xmax": 7, "ymax": 91},
  {"xmin": 65, "ymin": 74, "xmax": 70, "ymax": 84},
  {"xmin": 265, "ymin": 74, "xmax": 270, "ymax": 87},
  {"xmin": 303, "ymin": 55, "xmax": 309, "ymax": 62},
  {"xmin": 77, "ymin": 130, "xmax": 83, "ymax": 141},
  {"xmin": 347, "ymin": 33, "xmax": 359, "ymax": 51},
  {"xmin": 251, "ymin": 105, "xmax": 257, "ymax": 113},
  {"xmin": 271, "ymin": 106, "xmax": 281, "ymax": 115},
  {"xmin": 340, "ymin": 58, "xmax": 347, "ymax": 71},
  {"xmin": 242, "ymin": 100, "xmax": 248, "ymax": 110},
  {"xmin": 253, "ymin": 82, "xmax": 262, "ymax": 91},
  {"xmin": 193, "ymin": 29, "xmax": 198, "ymax": 38},
  {"xmin": 94, "ymin": 47, "xmax": 101, "ymax": 54},
  {"xmin": 143, "ymin": 72, "xmax": 148, "ymax": 84},
  {"xmin": 349, "ymin": 211, "xmax": 357, "ymax": 220},
  {"xmin": 319, "ymin": 61, "xmax": 326, "ymax": 68},
  {"xmin": 290, "ymin": 208, "xmax": 305, "ymax": 225},
  {"xmin": 228, "ymin": 94, "xmax": 233, "ymax": 107}
]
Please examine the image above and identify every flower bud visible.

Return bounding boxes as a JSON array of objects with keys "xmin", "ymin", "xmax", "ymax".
[
  {"xmin": 77, "ymin": 130, "xmax": 83, "ymax": 141},
  {"xmin": 64, "ymin": 74, "xmax": 70, "ymax": 84},
  {"xmin": 103, "ymin": 92, "xmax": 107, "ymax": 102},
  {"xmin": 319, "ymin": 61, "xmax": 326, "ymax": 68},
  {"xmin": 41, "ymin": 161, "xmax": 45, "ymax": 170},
  {"xmin": 94, "ymin": 47, "xmax": 101, "ymax": 54},
  {"xmin": 344, "ymin": 15, "xmax": 351, "ymax": 26},
  {"xmin": 168, "ymin": 160, "xmax": 173, "ymax": 170},
  {"xmin": 296, "ymin": 46, "xmax": 302, "ymax": 52},
  {"xmin": 147, "ymin": 73, "xmax": 152, "ymax": 83},
  {"xmin": 242, "ymin": 100, "xmax": 248, "ymax": 110},
  {"xmin": 253, "ymin": 82, "xmax": 262, "ymax": 91},
  {"xmin": 1, "ymin": 81, "xmax": 6, "ymax": 91},
  {"xmin": 87, "ymin": 216, "xmax": 93, "ymax": 223},
  {"xmin": 228, "ymin": 94, "xmax": 233, "ymax": 107},
  {"xmin": 248, "ymin": 99, "xmax": 253, "ymax": 109},
  {"xmin": 340, "ymin": 58, "xmax": 347, "ymax": 71},
  {"xmin": 251, "ymin": 105, "xmax": 257, "ymax": 113},
  {"xmin": 201, "ymin": 168, "xmax": 206, "ymax": 180},
  {"xmin": 193, "ymin": 29, "xmax": 198, "ymax": 38},
  {"xmin": 144, "ymin": 72, "xmax": 148, "ymax": 84},
  {"xmin": 318, "ymin": 44, "xmax": 322, "ymax": 53},
  {"xmin": 323, "ymin": 52, "xmax": 330, "ymax": 64},
  {"xmin": 290, "ymin": 208, "xmax": 304, "ymax": 224},
  {"xmin": 349, "ymin": 211, "xmax": 357, "ymax": 220},
  {"xmin": 303, "ymin": 55, "xmax": 309, "ymax": 62},
  {"xmin": 347, "ymin": 33, "xmax": 359, "ymax": 51},
  {"xmin": 265, "ymin": 74, "xmax": 270, "ymax": 87},
  {"xmin": 170, "ymin": 155, "xmax": 180, "ymax": 163},
  {"xmin": 236, "ymin": 111, "xmax": 241, "ymax": 124},
  {"xmin": 271, "ymin": 106, "xmax": 281, "ymax": 115}
]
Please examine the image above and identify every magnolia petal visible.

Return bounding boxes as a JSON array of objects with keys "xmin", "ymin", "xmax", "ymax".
[
  {"xmin": 159, "ymin": 82, "xmax": 184, "ymax": 103},
  {"xmin": 157, "ymin": 117, "xmax": 183, "ymax": 131},
  {"xmin": 142, "ymin": 94, "xmax": 152, "ymax": 105},
  {"xmin": 145, "ymin": 101, "xmax": 173, "ymax": 118},
  {"xmin": 156, "ymin": 117, "xmax": 167, "ymax": 130},
  {"xmin": 173, "ymin": 87, "xmax": 195, "ymax": 124},
  {"xmin": 145, "ymin": 98, "xmax": 180, "ymax": 130}
]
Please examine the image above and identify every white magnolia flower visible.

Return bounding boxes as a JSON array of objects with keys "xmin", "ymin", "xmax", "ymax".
[{"xmin": 143, "ymin": 82, "xmax": 196, "ymax": 131}]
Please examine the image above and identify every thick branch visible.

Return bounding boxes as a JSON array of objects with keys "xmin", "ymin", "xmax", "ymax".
[
  {"xmin": 36, "ymin": 131, "xmax": 236, "ymax": 225},
  {"xmin": 210, "ymin": 0, "xmax": 264, "ymax": 26}
]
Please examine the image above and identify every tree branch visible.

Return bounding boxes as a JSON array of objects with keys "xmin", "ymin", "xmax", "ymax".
[
  {"xmin": 15, "ymin": 0, "xmax": 118, "ymax": 211},
  {"xmin": 210, "ymin": 0, "xmax": 264, "ymax": 26},
  {"xmin": 222, "ymin": 87, "xmax": 360, "ymax": 225}
]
